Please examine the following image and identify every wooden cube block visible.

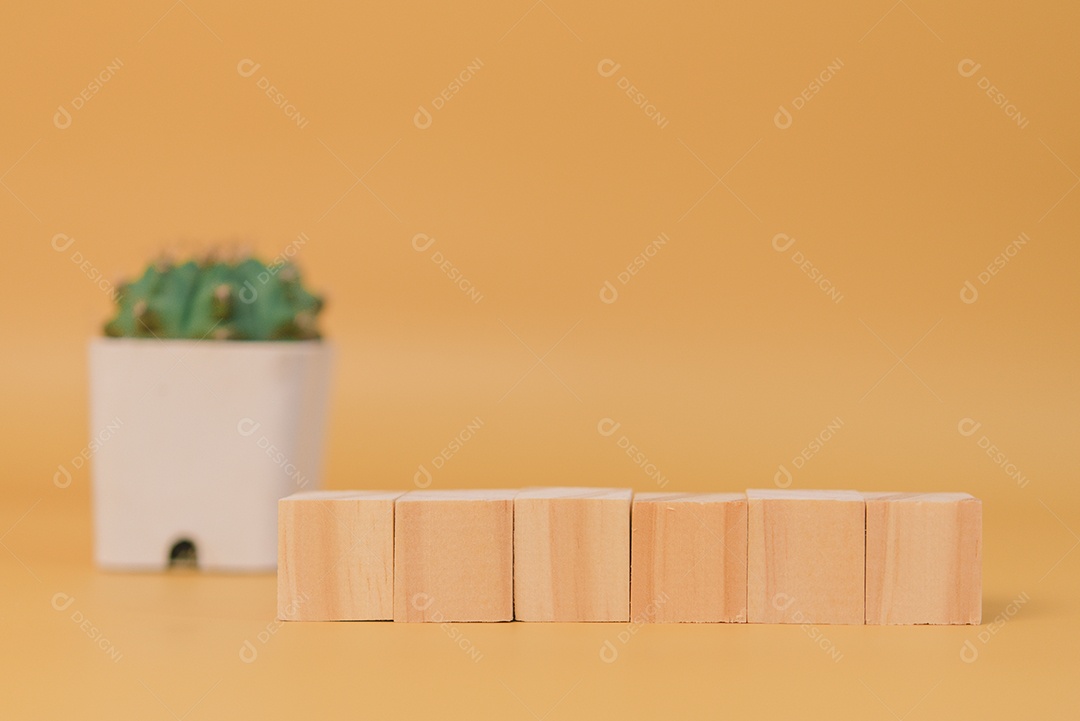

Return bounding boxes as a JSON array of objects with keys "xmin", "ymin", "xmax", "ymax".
[
  {"xmin": 277, "ymin": 490, "xmax": 402, "ymax": 621},
  {"xmin": 514, "ymin": 487, "xmax": 632, "ymax": 622},
  {"xmin": 394, "ymin": 490, "xmax": 515, "ymax": 622},
  {"xmin": 632, "ymin": 492, "xmax": 747, "ymax": 623},
  {"xmin": 747, "ymin": 489, "xmax": 864, "ymax": 625},
  {"xmin": 864, "ymin": 492, "xmax": 982, "ymax": 624}
]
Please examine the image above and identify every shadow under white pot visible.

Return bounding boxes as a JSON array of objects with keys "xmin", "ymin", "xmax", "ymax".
[{"xmin": 89, "ymin": 338, "xmax": 332, "ymax": 572}]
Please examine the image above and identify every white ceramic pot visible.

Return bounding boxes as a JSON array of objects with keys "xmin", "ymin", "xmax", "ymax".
[{"xmin": 89, "ymin": 338, "xmax": 332, "ymax": 571}]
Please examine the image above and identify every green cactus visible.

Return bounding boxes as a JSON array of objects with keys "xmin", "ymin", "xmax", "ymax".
[{"xmin": 104, "ymin": 256, "xmax": 324, "ymax": 340}]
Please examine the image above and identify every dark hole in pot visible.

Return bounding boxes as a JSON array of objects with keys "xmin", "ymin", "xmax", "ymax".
[{"xmin": 168, "ymin": 539, "xmax": 197, "ymax": 568}]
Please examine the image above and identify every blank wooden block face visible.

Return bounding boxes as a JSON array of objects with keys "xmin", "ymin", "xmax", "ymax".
[
  {"xmin": 632, "ymin": 493, "xmax": 747, "ymax": 623},
  {"xmin": 865, "ymin": 492, "xmax": 982, "ymax": 625},
  {"xmin": 394, "ymin": 490, "xmax": 515, "ymax": 622},
  {"xmin": 278, "ymin": 490, "xmax": 402, "ymax": 621},
  {"xmin": 514, "ymin": 487, "xmax": 632, "ymax": 622},
  {"xmin": 747, "ymin": 489, "xmax": 864, "ymax": 625}
]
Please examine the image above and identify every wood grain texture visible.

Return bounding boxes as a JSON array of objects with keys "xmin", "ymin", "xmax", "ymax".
[
  {"xmin": 393, "ymin": 489, "xmax": 515, "ymax": 622},
  {"xmin": 747, "ymin": 489, "xmax": 864, "ymax": 625},
  {"xmin": 514, "ymin": 487, "xmax": 632, "ymax": 622},
  {"xmin": 277, "ymin": 490, "xmax": 402, "ymax": 621},
  {"xmin": 631, "ymin": 492, "xmax": 747, "ymax": 623},
  {"xmin": 864, "ymin": 492, "xmax": 982, "ymax": 625}
]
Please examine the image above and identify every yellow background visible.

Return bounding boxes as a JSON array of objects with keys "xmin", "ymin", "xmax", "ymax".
[{"xmin": 1, "ymin": 0, "xmax": 1078, "ymax": 718}]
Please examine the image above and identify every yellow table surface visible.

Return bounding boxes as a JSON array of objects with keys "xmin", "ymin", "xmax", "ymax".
[{"xmin": 2, "ymin": 483, "xmax": 1077, "ymax": 720}]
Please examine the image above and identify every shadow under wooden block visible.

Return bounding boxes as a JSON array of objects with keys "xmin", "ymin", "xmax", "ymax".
[
  {"xmin": 632, "ymin": 492, "xmax": 747, "ymax": 623},
  {"xmin": 747, "ymin": 489, "xmax": 864, "ymax": 625},
  {"xmin": 865, "ymin": 492, "xmax": 982, "ymax": 625},
  {"xmin": 277, "ymin": 490, "xmax": 403, "ymax": 621},
  {"xmin": 514, "ymin": 487, "xmax": 632, "ymax": 622},
  {"xmin": 394, "ymin": 490, "xmax": 515, "ymax": 622}
]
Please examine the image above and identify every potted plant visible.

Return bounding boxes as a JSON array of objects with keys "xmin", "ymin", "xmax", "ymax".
[{"xmin": 89, "ymin": 254, "xmax": 332, "ymax": 571}]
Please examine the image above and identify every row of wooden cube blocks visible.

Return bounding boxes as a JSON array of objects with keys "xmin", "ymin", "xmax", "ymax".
[{"xmin": 277, "ymin": 488, "xmax": 982, "ymax": 624}]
